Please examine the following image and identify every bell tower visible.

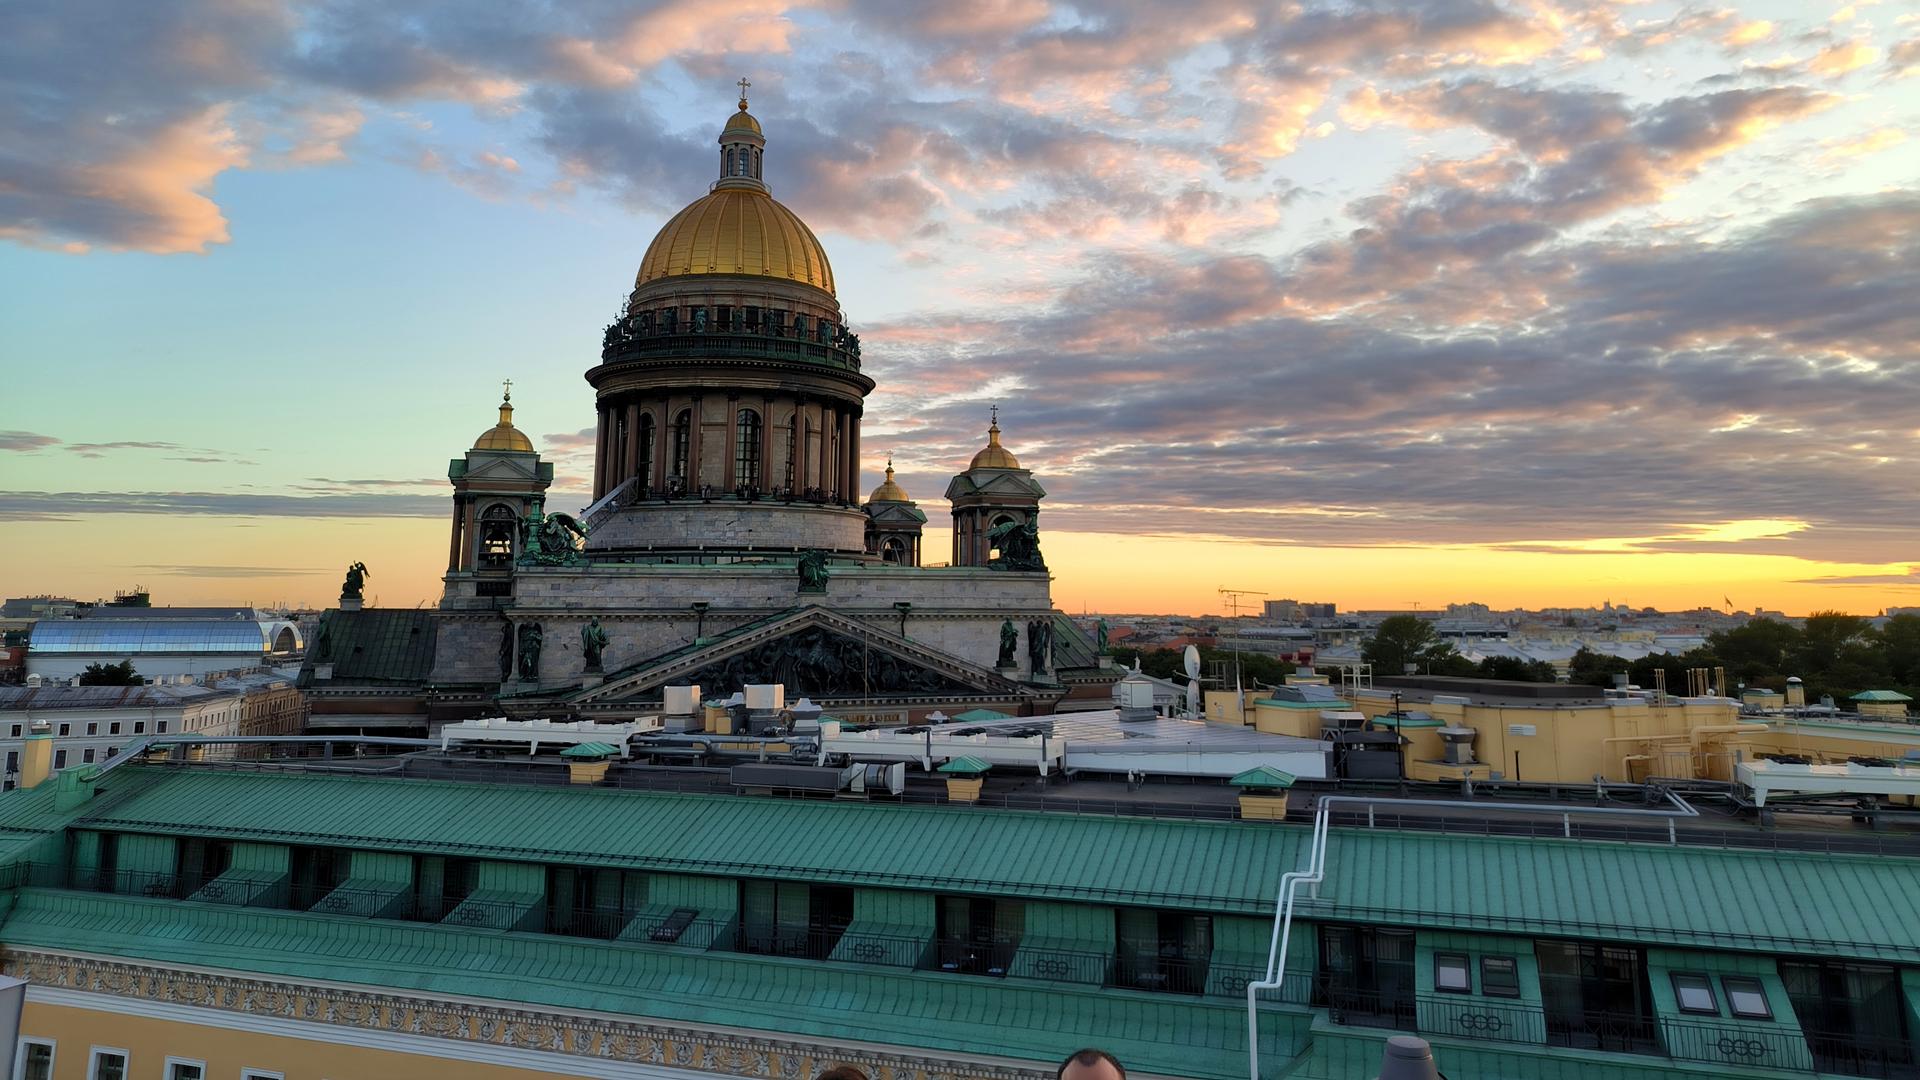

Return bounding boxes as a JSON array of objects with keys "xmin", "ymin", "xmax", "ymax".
[
  {"xmin": 864, "ymin": 456, "xmax": 927, "ymax": 566},
  {"xmin": 446, "ymin": 381, "xmax": 552, "ymax": 589},
  {"xmin": 945, "ymin": 409, "xmax": 1046, "ymax": 569}
]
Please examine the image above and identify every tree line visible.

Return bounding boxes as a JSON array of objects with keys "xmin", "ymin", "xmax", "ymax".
[
  {"xmin": 1117, "ymin": 613, "xmax": 1920, "ymax": 710},
  {"xmin": 1360, "ymin": 613, "xmax": 1918, "ymax": 706}
]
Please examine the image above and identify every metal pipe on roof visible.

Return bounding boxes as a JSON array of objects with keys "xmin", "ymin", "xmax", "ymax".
[{"xmin": 1244, "ymin": 790, "xmax": 1698, "ymax": 1080}]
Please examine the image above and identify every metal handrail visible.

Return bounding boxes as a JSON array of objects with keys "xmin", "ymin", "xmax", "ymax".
[{"xmin": 1245, "ymin": 792, "xmax": 1699, "ymax": 1080}]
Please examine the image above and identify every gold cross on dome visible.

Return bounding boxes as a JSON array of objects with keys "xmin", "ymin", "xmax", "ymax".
[
  {"xmin": 737, "ymin": 77, "xmax": 751, "ymax": 108},
  {"xmin": 990, "ymin": 405, "xmax": 999, "ymax": 426},
  {"xmin": 502, "ymin": 378, "xmax": 513, "ymax": 402}
]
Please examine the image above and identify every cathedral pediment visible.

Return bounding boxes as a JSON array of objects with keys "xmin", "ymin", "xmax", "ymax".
[
  {"xmin": 570, "ymin": 605, "xmax": 1037, "ymax": 705},
  {"xmin": 944, "ymin": 470, "xmax": 1047, "ymax": 500},
  {"xmin": 463, "ymin": 455, "xmax": 542, "ymax": 481}
]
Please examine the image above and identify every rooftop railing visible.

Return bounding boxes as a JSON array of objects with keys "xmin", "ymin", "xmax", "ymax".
[
  {"xmin": 1328, "ymin": 990, "xmax": 1909, "ymax": 1079},
  {"xmin": 599, "ymin": 330, "xmax": 861, "ymax": 372}
]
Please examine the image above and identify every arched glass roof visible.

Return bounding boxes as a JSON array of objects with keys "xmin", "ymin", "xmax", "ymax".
[{"xmin": 28, "ymin": 619, "xmax": 275, "ymax": 655}]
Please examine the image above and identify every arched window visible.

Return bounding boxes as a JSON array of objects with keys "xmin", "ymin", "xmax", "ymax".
[
  {"xmin": 637, "ymin": 413, "xmax": 656, "ymax": 490},
  {"xmin": 670, "ymin": 410, "xmax": 692, "ymax": 489},
  {"xmin": 734, "ymin": 409, "xmax": 763, "ymax": 491},
  {"xmin": 881, "ymin": 537, "xmax": 905, "ymax": 564},
  {"xmin": 479, "ymin": 504, "xmax": 519, "ymax": 568},
  {"xmin": 725, "ymin": 149, "xmax": 734, "ymax": 176},
  {"xmin": 987, "ymin": 513, "xmax": 1014, "ymax": 562}
]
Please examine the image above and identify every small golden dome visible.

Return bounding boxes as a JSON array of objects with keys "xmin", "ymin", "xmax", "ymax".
[
  {"xmin": 869, "ymin": 461, "xmax": 910, "ymax": 503},
  {"xmin": 723, "ymin": 106, "xmax": 762, "ymax": 137},
  {"xmin": 634, "ymin": 187, "xmax": 834, "ymax": 295},
  {"xmin": 473, "ymin": 389, "xmax": 534, "ymax": 453},
  {"xmin": 970, "ymin": 416, "xmax": 1021, "ymax": 470}
]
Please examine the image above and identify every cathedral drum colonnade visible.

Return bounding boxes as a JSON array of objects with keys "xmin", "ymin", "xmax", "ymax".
[{"xmin": 420, "ymin": 86, "xmax": 1107, "ymax": 723}]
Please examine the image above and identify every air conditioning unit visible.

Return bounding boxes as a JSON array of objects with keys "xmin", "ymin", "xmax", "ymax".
[{"xmin": 841, "ymin": 761, "xmax": 905, "ymax": 797}]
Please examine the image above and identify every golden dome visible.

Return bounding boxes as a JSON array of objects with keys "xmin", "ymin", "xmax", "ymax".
[
  {"xmin": 634, "ymin": 187, "xmax": 835, "ymax": 295},
  {"xmin": 970, "ymin": 416, "xmax": 1021, "ymax": 470},
  {"xmin": 869, "ymin": 461, "xmax": 910, "ymax": 503},
  {"xmin": 473, "ymin": 390, "xmax": 533, "ymax": 453},
  {"xmin": 723, "ymin": 106, "xmax": 762, "ymax": 137}
]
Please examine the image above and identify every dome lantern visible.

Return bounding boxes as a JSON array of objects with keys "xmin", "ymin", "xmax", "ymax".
[
  {"xmin": 969, "ymin": 407, "xmax": 1021, "ymax": 470},
  {"xmin": 472, "ymin": 379, "xmax": 534, "ymax": 453},
  {"xmin": 869, "ymin": 456, "xmax": 911, "ymax": 503},
  {"xmin": 717, "ymin": 76, "xmax": 768, "ymax": 193},
  {"xmin": 629, "ymin": 80, "xmax": 835, "ymax": 296}
]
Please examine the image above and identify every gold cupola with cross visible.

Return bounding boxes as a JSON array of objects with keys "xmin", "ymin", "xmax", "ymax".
[
  {"xmin": 864, "ymin": 455, "xmax": 927, "ymax": 565},
  {"xmin": 447, "ymin": 380, "xmax": 551, "ymax": 577},
  {"xmin": 945, "ymin": 408, "xmax": 1047, "ymax": 569}
]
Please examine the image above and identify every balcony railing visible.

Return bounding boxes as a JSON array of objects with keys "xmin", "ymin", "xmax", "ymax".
[
  {"xmin": 1328, "ymin": 991, "xmax": 1911, "ymax": 1079},
  {"xmin": 599, "ymin": 330, "xmax": 861, "ymax": 372},
  {"xmin": 739, "ymin": 925, "xmax": 931, "ymax": 968}
]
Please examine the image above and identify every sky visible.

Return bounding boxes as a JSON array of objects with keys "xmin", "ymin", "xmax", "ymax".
[{"xmin": 2, "ymin": 0, "xmax": 1918, "ymax": 617}]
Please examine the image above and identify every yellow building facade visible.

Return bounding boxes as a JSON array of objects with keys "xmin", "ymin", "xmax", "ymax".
[{"xmin": 1208, "ymin": 686, "xmax": 1766, "ymax": 783}]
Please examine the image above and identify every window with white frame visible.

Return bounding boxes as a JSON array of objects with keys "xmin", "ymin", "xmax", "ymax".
[
  {"xmin": 16, "ymin": 1039, "xmax": 55, "ymax": 1080},
  {"xmin": 88, "ymin": 1047, "xmax": 128, "ymax": 1080},
  {"xmin": 164, "ymin": 1057, "xmax": 205, "ymax": 1080},
  {"xmin": 241, "ymin": 1071, "xmax": 284, "ymax": 1080},
  {"xmin": 1435, "ymin": 952, "xmax": 1471, "ymax": 993}
]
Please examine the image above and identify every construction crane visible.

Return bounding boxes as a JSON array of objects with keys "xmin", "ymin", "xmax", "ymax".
[{"xmin": 1218, "ymin": 586, "xmax": 1268, "ymax": 618}]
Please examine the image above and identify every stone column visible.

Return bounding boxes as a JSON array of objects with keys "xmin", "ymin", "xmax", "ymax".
[
  {"xmin": 624, "ymin": 402, "xmax": 641, "ymax": 491},
  {"xmin": 593, "ymin": 404, "xmax": 609, "ymax": 500},
  {"xmin": 723, "ymin": 394, "xmax": 739, "ymax": 489},
  {"xmin": 760, "ymin": 394, "xmax": 773, "ymax": 494},
  {"xmin": 461, "ymin": 498, "xmax": 479, "ymax": 570},
  {"xmin": 688, "ymin": 395, "xmax": 704, "ymax": 491},
  {"xmin": 447, "ymin": 494, "xmax": 464, "ymax": 572},
  {"xmin": 848, "ymin": 409, "xmax": 860, "ymax": 503}
]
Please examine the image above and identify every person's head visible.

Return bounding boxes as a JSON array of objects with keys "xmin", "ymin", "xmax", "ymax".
[{"xmin": 1057, "ymin": 1049, "xmax": 1125, "ymax": 1080}]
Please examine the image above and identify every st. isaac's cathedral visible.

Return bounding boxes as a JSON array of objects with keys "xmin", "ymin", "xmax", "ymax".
[{"xmin": 303, "ymin": 90, "xmax": 1112, "ymax": 728}]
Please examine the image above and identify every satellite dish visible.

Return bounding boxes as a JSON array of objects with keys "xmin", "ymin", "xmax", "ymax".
[{"xmin": 1183, "ymin": 645, "xmax": 1202, "ymax": 680}]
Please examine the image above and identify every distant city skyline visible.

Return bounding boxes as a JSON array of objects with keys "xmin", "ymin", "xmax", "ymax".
[{"xmin": 4, "ymin": 0, "xmax": 1917, "ymax": 615}]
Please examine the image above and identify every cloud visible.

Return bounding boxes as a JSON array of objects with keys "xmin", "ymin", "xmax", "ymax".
[
  {"xmin": 1818, "ymin": 126, "xmax": 1908, "ymax": 165},
  {"xmin": 0, "ymin": 432, "xmax": 60, "ymax": 452},
  {"xmin": 1808, "ymin": 39, "xmax": 1881, "ymax": 76},
  {"xmin": 1889, "ymin": 36, "xmax": 1920, "ymax": 78},
  {"xmin": 134, "ymin": 564, "xmax": 332, "ymax": 578},
  {"xmin": 0, "ymin": 0, "xmax": 286, "ymax": 252},
  {"xmin": 859, "ymin": 191, "xmax": 1920, "ymax": 559},
  {"xmin": 0, "ymin": 490, "xmax": 445, "ymax": 521}
]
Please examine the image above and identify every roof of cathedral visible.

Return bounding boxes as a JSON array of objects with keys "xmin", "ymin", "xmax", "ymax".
[
  {"xmin": 970, "ymin": 417, "xmax": 1021, "ymax": 470},
  {"xmin": 295, "ymin": 609, "xmax": 438, "ymax": 689},
  {"xmin": 472, "ymin": 391, "xmax": 534, "ymax": 453},
  {"xmin": 868, "ymin": 462, "xmax": 911, "ymax": 503}
]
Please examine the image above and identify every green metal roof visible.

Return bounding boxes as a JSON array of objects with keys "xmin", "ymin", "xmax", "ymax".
[
  {"xmin": 937, "ymin": 756, "xmax": 993, "ymax": 775},
  {"xmin": 951, "ymin": 709, "xmax": 1011, "ymax": 723},
  {"xmin": 1230, "ymin": 766, "xmax": 1296, "ymax": 790},
  {"xmin": 297, "ymin": 609, "xmax": 437, "ymax": 688},
  {"xmin": 13, "ymin": 766, "xmax": 1920, "ymax": 960},
  {"xmin": 44, "ymin": 766, "xmax": 1298, "ymax": 911},
  {"xmin": 0, "ymin": 890, "xmax": 1273, "ymax": 1080},
  {"xmin": 558, "ymin": 741, "xmax": 620, "ymax": 759},
  {"xmin": 1304, "ymin": 829, "xmax": 1920, "ymax": 963},
  {"xmin": 1853, "ymin": 690, "xmax": 1914, "ymax": 702}
]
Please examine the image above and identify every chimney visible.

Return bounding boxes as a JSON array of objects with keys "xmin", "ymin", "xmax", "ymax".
[{"xmin": 20, "ymin": 720, "xmax": 54, "ymax": 789}]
